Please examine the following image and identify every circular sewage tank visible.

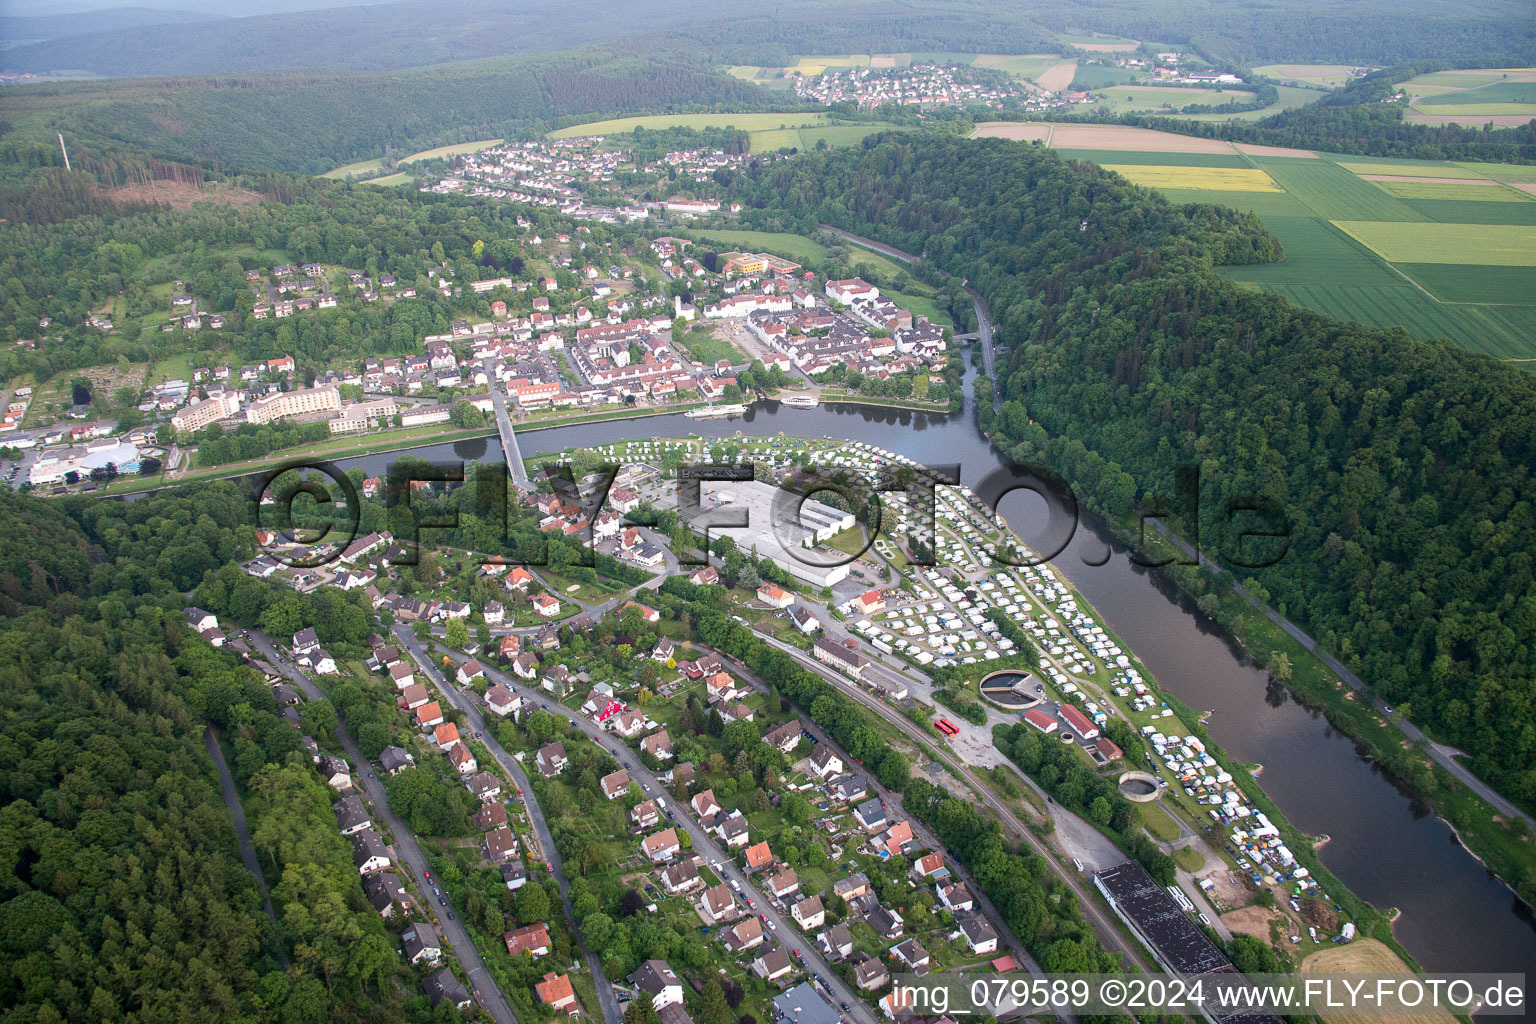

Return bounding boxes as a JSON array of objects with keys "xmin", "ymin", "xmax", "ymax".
[
  {"xmin": 1117, "ymin": 771, "xmax": 1163, "ymax": 802},
  {"xmin": 978, "ymin": 670, "xmax": 1043, "ymax": 710}
]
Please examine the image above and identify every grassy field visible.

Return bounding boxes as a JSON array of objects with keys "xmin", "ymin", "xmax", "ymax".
[
  {"xmin": 1054, "ymin": 148, "xmax": 1251, "ymax": 167},
  {"xmin": 687, "ymin": 229, "xmax": 829, "ymax": 264},
  {"xmin": 322, "ymin": 157, "xmax": 386, "ymax": 179},
  {"xmin": 971, "ymin": 54, "xmax": 1063, "ymax": 80},
  {"xmin": 1253, "ymin": 63, "xmax": 1369, "ymax": 88},
  {"xmin": 1394, "ymin": 263, "xmax": 1536, "ymax": 304},
  {"xmin": 361, "ymin": 172, "xmax": 411, "ymax": 186},
  {"xmin": 750, "ymin": 123, "xmax": 897, "ymax": 152},
  {"xmin": 1369, "ymin": 179, "xmax": 1529, "ymax": 201},
  {"xmin": 550, "ymin": 112, "xmax": 827, "ymax": 138},
  {"xmin": 398, "ymin": 138, "xmax": 504, "ymax": 161},
  {"xmin": 885, "ymin": 288, "xmax": 953, "ymax": 326},
  {"xmin": 1092, "ymin": 85, "xmax": 1258, "ymax": 111},
  {"xmin": 1102, "ymin": 164, "xmax": 1282, "ymax": 191},
  {"xmin": 1332, "ymin": 221, "xmax": 1536, "ymax": 266},
  {"xmin": 1168, "ymin": 84, "xmax": 1319, "ymax": 122},
  {"xmin": 1300, "ymin": 939, "xmax": 1450, "ymax": 1024},
  {"xmin": 1396, "ymin": 69, "xmax": 1536, "ymax": 125},
  {"xmin": 676, "ymin": 323, "xmax": 747, "ymax": 366}
]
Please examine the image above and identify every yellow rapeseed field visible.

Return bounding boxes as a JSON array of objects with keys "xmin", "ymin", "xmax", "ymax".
[{"xmin": 1101, "ymin": 165, "xmax": 1285, "ymax": 192}]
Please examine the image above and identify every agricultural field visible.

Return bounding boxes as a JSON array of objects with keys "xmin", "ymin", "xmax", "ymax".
[
  {"xmin": 1101, "ymin": 164, "xmax": 1281, "ymax": 191},
  {"xmin": 971, "ymin": 54, "xmax": 1064, "ymax": 80},
  {"xmin": 1395, "ymin": 67, "xmax": 1536, "ymax": 126},
  {"xmin": 1252, "ymin": 63, "xmax": 1371, "ymax": 89},
  {"xmin": 750, "ymin": 123, "xmax": 898, "ymax": 152},
  {"xmin": 1090, "ymin": 85, "xmax": 1259, "ymax": 111},
  {"xmin": 323, "ymin": 137, "xmax": 503, "ymax": 178},
  {"xmin": 1300, "ymin": 939, "xmax": 1450, "ymax": 1024},
  {"xmin": 976, "ymin": 121, "xmax": 1536, "ymax": 359},
  {"xmin": 1056, "ymin": 32, "xmax": 1138, "ymax": 52},
  {"xmin": 1168, "ymin": 84, "xmax": 1319, "ymax": 122},
  {"xmin": 550, "ymin": 112, "xmax": 828, "ymax": 138}
]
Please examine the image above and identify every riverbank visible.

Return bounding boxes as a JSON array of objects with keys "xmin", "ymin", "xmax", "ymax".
[{"xmin": 1021, "ymin": 432, "xmax": 1536, "ymax": 913}]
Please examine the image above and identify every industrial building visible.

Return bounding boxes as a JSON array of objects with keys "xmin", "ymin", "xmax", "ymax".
[{"xmin": 685, "ymin": 479, "xmax": 856, "ymax": 588}]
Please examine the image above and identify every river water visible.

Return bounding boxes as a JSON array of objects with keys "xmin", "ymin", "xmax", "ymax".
[{"xmin": 338, "ymin": 371, "xmax": 1536, "ymax": 977}]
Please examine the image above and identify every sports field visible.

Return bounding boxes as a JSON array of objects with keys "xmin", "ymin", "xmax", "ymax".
[
  {"xmin": 1102, "ymin": 165, "xmax": 1281, "ymax": 191},
  {"xmin": 551, "ymin": 113, "xmax": 828, "ymax": 138},
  {"xmin": 976, "ymin": 120, "xmax": 1536, "ymax": 358},
  {"xmin": 1300, "ymin": 939, "xmax": 1450, "ymax": 1024}
]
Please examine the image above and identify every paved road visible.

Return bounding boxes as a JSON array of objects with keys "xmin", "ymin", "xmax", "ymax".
[
  {"xmin": 421, "ymin": 639, "xmax": 880, "ymax": 1024},
  {"xmin": 747, "ymin": 629, "xmax": 1153, "ymax": 973},
  {"xmin": 711, "ymin": 652, "xmax": 1066, "ymax": 1012},
  {"xmin": 393, "ymin": 626, "xmax": 624, "ymax": 1024},
  {"xmin": 245, "ymin": 631, "xmax": 522, "ymax": 1024},
  {"xmin": 204, "ymin": 725, "xmax": 289, "ymax": 966}
]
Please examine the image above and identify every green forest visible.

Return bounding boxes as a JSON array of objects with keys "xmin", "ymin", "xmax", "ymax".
[
  {"xmin": 732, "ymin": 133, "xmax": 1536, "ymax": 812},
  {"xmin": 0, "ymin": 484, "xmax": 461, "ymax": 1024}
]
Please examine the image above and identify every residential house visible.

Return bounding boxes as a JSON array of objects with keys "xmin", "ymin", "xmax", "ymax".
[
  {"xmin": 433, "ymin": 722, "xmax": 461, "ymax": 750},
  {"xmin": 828, "ymin": 774, "xmax": 868, "ymax": 804},
  {"xmin": 504, "ymin": 922, "xmax": 552, "ymax": 958},
  {"xmin": 467, "ymin": 771, "xmax": 502, "ymax": 803},
  {"xmin": 501, "ymin": 859, "xmax": 529, "ymax": 890},
  {"xmin": 641, "ymin": 729, "xmax": 673, "ymax": 760},
  {"xmin": 402, "ymin": 923, "xmax": 441, "ymax": 965},
  {"xmin": 808, "ymin": 746, "xmax": 844, "ymax": 779},
  {"xmin": 752, "ymin": 948, "xmax": 794, "ymax": 983},
  {"xmin": 423, "ymin": 968, "xmax": 472, "ymax": 1010},
  {"xmin": 318, "ymin": 756, "xmax": 351, "ymax": 791},
  {"xmin": 447, "ymin": 742, "xmax": 478, "ymax": 774},
  {"xmin": 537, "ymin": 742, "xmax": 567, "ymax": 776},
  {"xmin": 698, "ymin": 884, "xmax": 738, "ymax": 924},
  {"xmin": 833, "ymin": 873, "xmax": 871, "ymax": 903},
  {"xmin": 350, "ymin": 828, "xmax": 391, "ymax": 874},
  {"xmin": 717, "ymin": 811, "xmax": 750, "ymax": 848},
  {"xmin": 767, "ymin": 869, "xmax": 801, "ymax": 900},
  {"xmin": 854, "ymin": 797, "xmax": 887, "ymax": 832},
  {"xmin": 333, "ymin": 795, "xmax": 371, "ymax": 836},
  {"xmin": 756, "ymin": 583, "xmax": 794, "ymax": 609},
  {"xmin": 600, "ymin": 769, "xmax": 630, "ymax": 800},
  {"xmin": 911, "ymin": 853, "xmax": 950, "ymax": 883},
  {"xmin": 389, "ymin": 662, "xmax": 416, "ymax": 689},
  {"xmin": 536, "ymin": 973, "xmax": 578, "ymax": 1015},
  {"xmin": 414, "ymin": 701, "xmax": 444, "ymax": 730},
  {"xmin": 397, "ymin": 683, "xmax": 431, "ymax": 710},
  {"xmin": 631, "ymin": 800, "xmax": 661, "ymax": 829},
  {"xmin": 854, "ymin": 956, "xmax": 889, "ymax": 991},
  {"xmin": 818, "ymin": 923, "xmax": 854, "ymax": 961},
  {"xmin": 957, "ymin": 912, "xmax": 999, "ymax": 954},
  {"xmin": 720, "ymin": 916, "xmax": 765, "ymax": 953},
  {"xmin": 661, "ymin": 859, "xmax": 703, "ymax": 894},
  {"xmin": 473, "ymin": 803, "xmax": 510, "ymax": 831},
  {"xmin": 485, "ymin": 684, "xmax": 522, "ymax": 718},
  {"xmin": 891, "ymin": 938, "xmax": 931, "ymax": 971},
  {"xmin": 691, "ymin": 789, "xmax": 722, "ymax": 819},
  {"xmin": 642, "ymin": 828, "xmax": 681, "ymax": 863},
  {"xmin": 629, "ymin": 961, "xmax": 684, "ymax": 1010},
  {"xmin": 791, "ymin": 894, "xmax": 825, "ymax": 930},
  {"xmin": 485, "ymin": 827, "xmax": 519, "ymax": 862},
  {"xmin": 456, "ymin": 659, "xmax": 485, "ymax": 686},
  {"xmin": 364, "ymin": 872, "xmax": 410, "ymax": 918},
  {"xmin": 744, "ymin": 841, "xmax": 773, "ymax": 871},
  {"xmin": 380, "ymin": 746, "xmax": 415, "ymax": 775},
  {"xmin": 938, "ymin": 881, "xmax": 974, "ymax": 912},
  {"xmin": 765, "ymin": 721, "xmax": 802, "ymax": 755}
]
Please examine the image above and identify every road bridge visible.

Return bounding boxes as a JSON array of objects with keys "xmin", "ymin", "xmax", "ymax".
[{"xmin": 483, "ymin": 358, "xmax": 531, "ymax": 491}]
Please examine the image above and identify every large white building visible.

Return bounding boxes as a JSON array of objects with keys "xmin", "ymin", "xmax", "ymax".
[
  {"xmin": 246, "ymin": 386, "xmax": 341, "ymax": 425},
  {"xmin": 171, "ymin": 393, "xmax": 241, "ymax": 434},
  {"xmin": 687, "ymin": 479, "xmax": 855, "ymax": 588}
]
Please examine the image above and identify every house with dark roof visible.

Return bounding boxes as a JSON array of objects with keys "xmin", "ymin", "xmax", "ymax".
[
  {"xmin": 957, "ymin": 911, "xmax": 999, "ymax": 954},
  {"xmin": 402, "ymin": 922, "xmax": 441, "ymax": 964},
  {"xmin": 333, "ymin": 795, "xmax": 371, "ymax": 835},
  {"xmin": 350, "ymin": 828, "xmax": 390, "ymax": 874},
  {"xmin": 854, "ymin": 955, "xmax": 889, "ymax": 991},
  {"xmin": 752, "ymin": 947, "xmax": 794, "ymax": 982},
  {"xmin": 423, "ymin": 967, "xmax": 472, "ymax": 1009},
  {"xmin": 629, "ymin": 960, "xmax": 684, "ymax": 1009},
  {"xmin": 537, "ymin": 741, "xmax": 567, "ymax": 776},
  {"xmin": 817, "ymin": 923, "xmax": 853, "ymax": 961},
  {"xmin": 661, "ymin": 859, "xmax": 702, "ymax": 894}
]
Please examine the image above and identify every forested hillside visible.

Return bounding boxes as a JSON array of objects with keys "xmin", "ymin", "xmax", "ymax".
[
  {"xmin": 0, "ymin": 484, "xmax": 435, "ymax": 1023},
  {"xmin": 2, "ymin": 0, "xmax": 1528, "ymax": 77},
  {"xmin": 734, "ymin": 134, "xmax": 1536, "ymax": 810},
  {"xmin": 0, "ymin": 44, "xmax": 784, "ymax": 175}
]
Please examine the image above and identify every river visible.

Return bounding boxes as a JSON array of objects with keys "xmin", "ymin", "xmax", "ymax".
[{"xmin": 337, "ymin": 369, "xmax": 1536, "ymax": 978}]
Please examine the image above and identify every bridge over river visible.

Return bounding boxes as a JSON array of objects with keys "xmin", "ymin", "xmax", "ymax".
[{"xmin": 482, "ymin": 357, "xmax": 531, "ymax": 490}]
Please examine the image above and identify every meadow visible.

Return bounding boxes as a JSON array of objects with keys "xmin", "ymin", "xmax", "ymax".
[
  {"xmin": 1252, "ymin": 63, "xmax": 1368, "ymax": 88},
  {"xmin": 1300, "ymin": 939, "xmax": 1450, "ymax": 1024},
  {"xmin": 750, "ymin": 123, "xmax": 897, "ymax": 152},
  {"xmin": 1395, "ymin": 67, "xmax": 1536, "ymax": 125},
  {"xmin": 323, "ymin": 137, "xmax": 503, "ymax": 178},
  {"xmin": 1332, "ymin": 222, "xmax": 1536, "ymax": 266}
]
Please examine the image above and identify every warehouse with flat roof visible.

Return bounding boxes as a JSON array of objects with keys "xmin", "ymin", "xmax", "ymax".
[{"xmin": 686, "ymin": 479, "xmax": 855, "ymax": 588}]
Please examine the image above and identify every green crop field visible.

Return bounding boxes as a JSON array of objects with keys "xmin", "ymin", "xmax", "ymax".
[
  {"xmin": 1418, "ymin": 81, "xmax": 1536, "ymax": 106},
  {"xmin": 1395, "ymin": 264, "xmax": 1536, "ymax": 304},
  {"xmin": 1369, "ymin": 180, "xmax": 1526, "ymax": 201},
  {"xmin": 750, "ymin": 124, "xmax": 897, "ymax": 152},
  {"xmin": 1333, "ymin": 221, "xmax": 1536, "ymax": 266},
  {"xmin": 1070, "ymin": 65, "xmax": 1140, "ymax": 89},
  {"xmin": 1455, "ymin": 162, "xmax": 1536, "ymax": 182},
  {"xmin": 1094, "ymin": 85, "xmax": 1258, "ymax": 110},
  {"xmin": 1168, "ymin": 84, "xmax": 1317, "ymax": 122},
  {"xmin": 1340, "ymin": 159, "xmax": 1494, "ymax": 177},
  {"xmin": 971, "ymin": 54, "xmax": 1062, "ymax": 80},
  {"xmin": 1404, "ymin": 197, "xmax": 1536, "ymax": 225},
  {"xmin": 1052, "ymin": 148, "xmax": 1249, "ymax": 167},
  {"xmin": 551, "ymin": 112, "xmax": 828, "ymax": 138},
  {"xmin": 1258, "ymin": 158, "xmax": 1427, "ymax": 221}
]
